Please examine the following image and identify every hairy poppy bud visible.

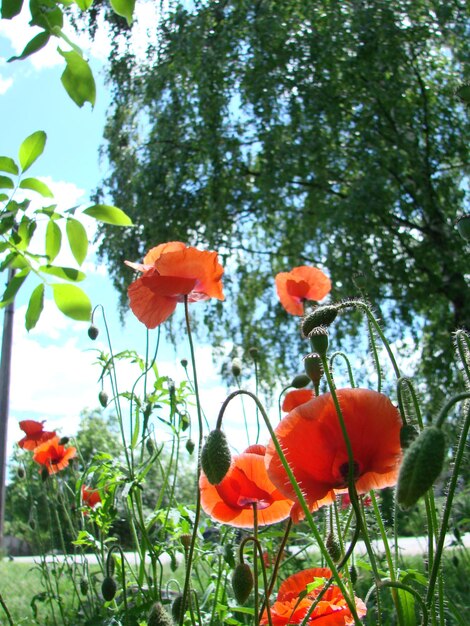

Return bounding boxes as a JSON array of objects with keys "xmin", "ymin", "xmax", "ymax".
[
  {"xmin": 326, "ymin": 532, "xmax": 342, "ymax": 563},
  {"xmin": 17, "ymin": 467, "xmax": 25, "ymax": 479},
  {"xmin": 291, "ymin": 373, "xmax": 311, "ymax": 389},
  {"xmin": 186, "ymin": 439, "xmax": 195, "ymax": 455},
  {"xmin": 148, "ymin": 602, "xmax": 173, "ymax": 626},
  {"xmin": 80, "ymin": 578, "xmax": 89, "ymax": 596},
  {"xmin": 249, "ymin": 346, "xmax": 258, "ymax": 359},
  {"xmin": 308, "ymin": 326, "xmax": 329, "ymax": 356},
  {"xmin": 58, "ymin": 436, "xmax": 69, "ymax": 446},
  {"xmin": 99, "ymin": 391, "xmax": 108, "ymax": 408},
  {"xmin": 349, "ymin": 565, "xmax": 358, "ymax": 585},
  {"xmin": 101, "ymin": 576, "xmax": 117, "ymax": 601},
  {"xmin": 396, "ymin": 426, "xmax": 446, "ymax": 509},
  {"xmin": 180, "ymin": 534, "xmax": 192, "ymax": 551},
  {"xmin": 171, "ymin": 595, "xmax": 186, "ymax": 623},
  {"xmin": 232, "ymin": 562, "xmax": 254, "ymax": 604},
  {"xmin": 146, "ymin": 438, "xmax": 155, "ymax": 455},
  {"xmin": 201, "ymin": 429, "xmax": 231, "ymax": 485},
  {"xmin": 231, "ymin": 358, "xmax": 242, "ymax": 377},
  {"xmin": 302, "ymin": 305, "xmax": 338, "ymax": 337},
  {"xmin": 180, "ymin": 358, "xmax": 188, "ymax": 368},
  {"xmin": 87, "ymin": 325, "xmax": 99, "ymax": 340},
  {"xmin": 400, "ymin": 424, "xmax": 418, "ymax": 449},
  {"xmin": 303, "ymin": 353, "xmax": 324, "ymax": 385},
  {"xmin": 456, "ymin": 214, "xmax": 470, "ymax": 242}
]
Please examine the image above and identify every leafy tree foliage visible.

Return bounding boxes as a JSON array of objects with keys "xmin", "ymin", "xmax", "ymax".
[{"xmin": 94, "ymin": 0, "xmax": 469, "ymax": 398}]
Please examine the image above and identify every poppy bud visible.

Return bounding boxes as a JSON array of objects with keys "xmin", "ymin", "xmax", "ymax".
[
  {"xmin": 303, "ymin": 353, "xmax": 324, "ymax": 385},
  {"xmin": 400, "ymin": 424, "xmax": 418, "ymax": 449},
  {"xmin": 41, "ymin": 467, "xmax": 49, "ymax": 482},
  {"xmin": 87, "ymin": 324, "xmax": 99, "ymax": 340},
  {"xmin": 290, "ymin": 373, "xmax": 311, "ymax": 389},
  {"xmin": 146, "ymin": 438, "xmax": 155, "ymax": 455},
  {"xmin": 232, "ymin": 562, "xmax": 254, "ymax": 604},
  {"xmin": 231, "ymin": 358, "xmax": 242, "ymax": 377},
  {"xmin": 171, "ymin": 595, "xmax": 186, "ymax": 623},
  {"xmin": 180, "ymin": 358, "xmax": 188, "ymax": 368},
  {"xmin": 58, "ymin": 437, "xmax": 69, "ymax": 446},
  {"xmin": 349, "ymin": 565, "xmax": 358, "ymax": 584},
  {"xmin": 186, "ymin": 439, "xmax": 195, "ymax": 455},
  {"xmin": 302, "ymin": 305, "xmax": 338, "ymax": 337},
  {"xmin": 17, "ymin": 467, "xmax": 25, "ymax": 479},
  {"xmin": 179, "ymin": 411, "xmax": 190, "ymax": 431},
  {"xmin": 396, "ymin": 426, "xmax": 446, "ymax": 509},
  {"xmin": 148, "ymin": 602, "xmax": 173, "ymax": 626},
  {"xmin": 170, "ymin": 553, "xmax": 178, "ymax": 572},
  {"xmin": 224, "ymin": 543, "xmax": 235, "ymax": 568},
  {"xmin": 201, "ymin": 429, "xmax": 231, "ymax": 485},
  {"xmin": 452, "ymin": 555, "xmax": 459, "ymax": 568},
  {"xmin": 326, "ymin": 532, "xmax": 342, "ymax": 563},
  {"xmin": 249, "ymin": 346, "xmax": 258, "ymax": 359},
  {"xmin": 456, "ymin": 214, "xmax": 470, "ymax": 242},
  {"xmin": 308, "ymin": 326, "xmax": 329, "ymax": 356},
  {"xmin": 180, "ymin": 534, "xmax": 192, "ymax": 551},
  {"xmin": 99, "ymin": 391, "xmax": 108, "ymax": 408},
  {"xmin": 101, "ymin": 576, "xmax": 117, "ymax": 601},
  {"xmin": 80, "ymin": 578, "xmax": 89, "ymax": 596}
]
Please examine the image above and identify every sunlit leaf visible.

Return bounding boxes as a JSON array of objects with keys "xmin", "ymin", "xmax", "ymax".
[
  {"xmin": 0, "ymin": 175, "xmax": 14, "ymax": 189},
  {"xmin": 39, "ymin": 264, "xmax": 86, "ymax": 282},
  {"xmin": 29, "ymin": 0, "xmax": 63, "ymax": 29},
  {"xmin": 83, "ymin": 204, "xmax": 133, "ymax": 226},
  {"xmin": 110, "ymin": 0, "xmax": 135, "ymax": 25},
  {"xmin": 19, "ymin": 177, "xmax": 54, "ymax": 198},
  {"xmin": 74, "ymin": 0, "xmax": 93, "ymax": 9},
  {"xmin": 1, "ymin": 0, "xmax": 23, "ymax": 19},
  {"xmin": 52, "ymin": 283, "xmax": 92, "ymax": 320},
  {"xmin": 8, "ymin": 31, "xmax": 50, "ymax": 62},
  {"xmin": 19, "ymin": 130, "xmax": 47, "ymax": 172},
  {"xmin": 66, "ymin": 217, "xmax": 88, "ymax": 265},
  {"xmin": 25, "ymin": 283, "xmax": 45, "ymax": 330},
  {"xmin": 58, "ymin": 48, "xmax": 96, "ymax": 108},
  {"xmin": 0, "ymin": 156, "xmax": 19, "ymax": 175},
  {"xmin": 45, "ymin": 219, "xmax": 62, "ymax": 261},
  {"xmin": 16, "ymin": 217, "xmax": 37, "ymax": 250}
]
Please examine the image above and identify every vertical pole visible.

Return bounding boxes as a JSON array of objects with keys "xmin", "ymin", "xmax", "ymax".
[{"xmin": 0, "ymin": 268, "xmax": 15, "ymax": 548}]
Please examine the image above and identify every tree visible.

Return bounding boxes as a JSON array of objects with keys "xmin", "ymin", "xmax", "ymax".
[{"xmin": 93, "ymin": 0, "xmax": 469, "ymax": 399}]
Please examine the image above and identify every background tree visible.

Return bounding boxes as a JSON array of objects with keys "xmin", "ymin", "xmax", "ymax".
[{"xmin": 92, "ymin": 0, "xmax": 469, "ymax": 402}]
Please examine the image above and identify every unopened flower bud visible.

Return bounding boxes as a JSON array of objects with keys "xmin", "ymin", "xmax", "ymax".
[
  {"xmin": 148, "ymin": 602, "xmax": 173, "ymax": 626},
  {"xmin": 146, "ymin": 438, "xmax": 155, "ymax": 455},
  {"xmin": 180, "ymin": 534, "xmax": 192, "ymax": 551},
  {"xmin": 249, "ymin": 347, "xmax": 258, "ymax": 359},
  {"xmin": 201, "ymin": 429, "xmax": 231, "ymax": 485},
  {"xmin": 452, "ymin": 555, "xmax": 459, "ymax": 568},
  {"xmin": 326, "ymin": 532, "xmax": 342, "ymax": 563},
  {"xmin": 41, "ymin": 467, "xmax": 49, "ymax": 482},
  {"xmin": 303, "ymin": 353, "xmax": 324, "ymax": 385},
  {"xmin": 232, "ymin": 562, "xmax": 254, "ymax": 604},
  {"xmin": 80, "ymin": 578, "xmax": 89, "ymax": 596},
  {"xmin": 349, "ymin": 565, "xmax": 358, "ymax": 584},
  {"xmin": 87, "ymin": 325, "xmax": 99, "ymax": 340},
  {"xmin": 98, "ymin": 391, "xmax": 108, "ymax": 408},
  {"xmin": 302, "ymin": 305, "xmax": 338, "ymax": 337},
  {"xmin": 17, "ymin": 467, "xmax": 25, "ymax": 479},
  {"xmin": 186, "ymin": 439, "xmax": 195, "ymax": 455},
  {"xmin": 101, "ymin": 576, "xmax": 117, "ymax": 601},
  {"xmin": 58, "ymin": 437, "xmax": 69, "ymax": 446},
  {"xmin": 171, "ymin": 595, "xmax": 186, "ymax": 623},
  {"xmin": 308, "ymin": 326, "xmax": 329, "ymax": 356},
  {"xmin": 456, "ymin": 214, "xmax": 470, "ymax": 242},
  {"xmin": 400, "ymin": 424, "xmax": 418, "ymax": 449},
  {"xmin": 397, "ymin": 426, "xmax": 446, "ymax": 509},
  {"xmin": 290, "ymin": 373, "xmax": 311, "ymax": 389},
  {"xmin": 231, "ymin": 358, "xmax": 242, "ymax": 377},
  {"xmin": 180, "ymin": 358, "xmax": 188, "ymax": 369}
]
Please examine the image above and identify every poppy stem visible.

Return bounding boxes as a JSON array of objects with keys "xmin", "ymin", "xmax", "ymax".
[
  {"xmin": 329, "ymin": 351, "xmax": 356, "ymax": 388},
  {"xmin": 252, "ymin": 504, "xmax": 260, "ymax": 626},
  {"xmin": 259, "ymin": 517, "xmax": 293, "ymax": 620}
]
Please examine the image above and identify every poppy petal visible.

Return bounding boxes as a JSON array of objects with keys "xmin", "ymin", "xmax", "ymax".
[
  {"xmin": 128, "ymin": 276, "xmax": 178, "ymax": 328},
  {"xmin": 276, "ymin": 266, "xmax": 331, "ymax": 316},
  {"xmin": 282, "ymin": 389, "xmax": 315, "ymax": 412}
]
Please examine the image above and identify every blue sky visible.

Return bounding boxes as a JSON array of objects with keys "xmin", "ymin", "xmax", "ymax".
[{"xmin": 0, "ymin": 7, "xmax": 256, "ymax": 463}]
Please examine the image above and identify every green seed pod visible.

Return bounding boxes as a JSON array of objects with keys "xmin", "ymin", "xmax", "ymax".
[
  {"xmin": 290, "ymin": 373, "xmax": 311, "ymax": 389},
  {"xmin": 146, "ymin": 438, "xmax": 155, "ymax": 455},
  {"xmin": 232, "ymin": 562, "xmax": 254, "ymax": 605},
  {"xmin": 349, "ymin": 565, "xmax": 358, "ymax": 585},
  {"xmin": 201, "ymin": 429, "xmax": 231, "ymax": 485},
  {"xmin": 87, "ymin": 325, "xmax": 99, "ymax": 340},
  {"xmin": 79, "ymin": 578, "xmax": 89, "ymax": 596},
  {"xmin": 303, "ymin": 353, "xmax": 324, "ymax": 386},
  {"xmin": 16, "ymin": 467, "xmax": 25, "ymax": 479},
  {"xmin": 180, "ymin": 358, "xmax": 188, "ymax": 369},
  {"xmin": 180, "ymin": 534, "xmax": 192, "ymax": 551},
  {"xmin": 148, "ymin": 602, "xmax": 173, "ymax": 626},
  {"xmin": 58, "ymin": 436, "xmax": 69, "ymax": 446},
  {"xmin": 400, "ymin": 424, "xmax": 419, "ymax": 450},
  {"xmin": 171, "ymin": 594, "xmax": 186, "ymax": 623},
  {"xmin": 249, "ymin": 346, "xmax": 258, "ymax": 359},
  {"xmin": 98, "ymin": 390, "xmax": 108, "ymax": 408},
  {"xmin": 302, "ymin": 305, "xmax": 338, "ymax": 337},
  {"xmin": 308, "ymin": 326, "xmax": 329, "ymax": 357},
  {"xmin": 101, "ymin": 576, "xmax": 117, "ymax": 602},
  {"xmin": 231, "ymin": 358, "xmax": 242, "ymax": 377},
  {"xmin": 186, "ymin": 439, "xmax": 195, "ymax": 455},
  {"xmin": 396, "ymin": 426, "xmax": 446, "ymax": 509},
  {"xmin": 326, "ymin": 532, "xmax": 342, "ymax": 563}
]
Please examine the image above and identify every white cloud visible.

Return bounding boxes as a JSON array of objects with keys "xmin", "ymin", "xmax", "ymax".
[{"xmin": 0, "ymin": 74, "xmax": 13, "ymax": 94}]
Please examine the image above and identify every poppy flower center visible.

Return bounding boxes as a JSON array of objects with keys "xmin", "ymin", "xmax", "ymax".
[{"xmin": 338, "ymin": 460, "xmax": 361, "ymax": 486}]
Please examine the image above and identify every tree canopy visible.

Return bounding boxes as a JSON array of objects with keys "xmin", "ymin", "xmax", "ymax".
[{"xmin": 93, "ymin": 0, "xmax": 469, "ymax": 396}]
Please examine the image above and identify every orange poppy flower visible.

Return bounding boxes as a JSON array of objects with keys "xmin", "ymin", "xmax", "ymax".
[
  {"xmin": 126, "ymin": 241, "xmax": 224, "ymax": 328},
  {"xmin": 260, "ymin": 567, "xmax": 367, "ymax": 625},
  {"xmin": 282, "ymin": 389, "xmax": 315, "ymax": 412},
  {"xmin": 200, "ymin": 445, "xmax": 293, "ymax": 528},
  {"xmin": 33, "ymin": 436, "xmax": 77, "ymax": 475},
  {"xmin": 275, "ymin": 266, "xmax": 331, "ymax": 316},
  {"xmin": 18, "ymin": 420, "xmax": 56, "ymax": 451},
  {"xmin": 266, "ymin": 389, "xmax": 402, "ymax": 514},
  {"xmin": 81, "ymin": 485, "xmax": 102, "ymax": 509}
]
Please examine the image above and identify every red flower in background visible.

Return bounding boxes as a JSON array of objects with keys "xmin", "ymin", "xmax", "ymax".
[
  {"xmin": 81, "ymin": 485, "xmax": 102, "ymax": 509},
  {"xmin": 266, "ymin": 389, "xmax": 402, "ymax": 515},
  {"xmin": 18, "ymin": 420, "xmax": 56, "ymax": 451},
  {"xmin": 126, "ymin": 241, "xmax": 224, "ymax": 328},
  {"xmin": 282, "ymin": 389, "xmax": 315, "ymax": 412},
  {"xmin": 260, "ymin": 567, "xmax": 367, "ymax": 625},
  {"xmin": 275, "ymin": 266, "xmax": 331, "ymax": 316},
  {"xmin": 200, "ymin": 445, "xmax": 293, "ymax": 528},
  {"xmin": 33, "ymin": 436, "xmax": 77, "ymax": 475}
]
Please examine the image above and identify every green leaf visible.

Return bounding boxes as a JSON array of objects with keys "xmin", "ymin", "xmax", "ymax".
[
  {"xmin": 45, "ymin": 220, "xmax": 62, "ymax": 261},
  {"xmin": 19, "ymin": 131, "xmax": 47, "ymax": 172},
  {"xmin": 58, "ymin": 49, "xmax": 96, "ymax": 108},
  {"xmin": 25, "ymin": 283, "xmax": 45, "ymax": 330},
  {"xmin": 16, "ymin": 216, "xmax": 37, "ymax": 250},
  {"xmin": 110, "ymin": 0, "xmax": 135, "ymax": 25},
  {"xmin": 8, "ymin": 31, "xmax": 50, "ymax": 62},
  {"xmin": 29, "ymin": 0, "xmax": 63, "ymax": 30},
  {"xmin": 1, "ymin": 0, "xmax": 23, "ymax": 18},
  {"xmin": 19, "ymin": 177, "xmax": 54, "ymax": 198},
  {"xmin": 39, "ymin": 264, "xmax": 86, "ymax": 282},
  {"xmin": 66, "ymin": 217, "xmax": 88, "ymax": 265},
  {"xmin": 0, "ymin": 175, "xmax": 14, "ymax": 189},
  {"xmin": 0, "ymin": 268, "xmax": 30, "ymax": 306},
  {"xmin": 397, "ymin": 588, "xmax": 416, "ymax": 626},
  {"xmin": 74, "ymin": 0, "xmax": 93, "ymax": 9},
  {"xmin": 52, "ymin": 283, "xmax": 91, "ymax": 321},
  {"xmin": 83, "ymin": 204, "xmax": 133, "ymax": 226},
  {"xmin": 0, "ymin": 156, "xmax": 19, "ymax": 175}
]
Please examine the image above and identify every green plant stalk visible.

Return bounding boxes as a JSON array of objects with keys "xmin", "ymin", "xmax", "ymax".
[
  {"xmin": 329, "ymin": 352, "xmax": 356, "ymax": 388},
  {"xmin": 209, "ymin": 552, "xmax": 224, "ymax": 626},
  {"xmin": 455, "ymin": 330, "xmax": 470, "ymax": 384},
  {"xmin": 0, "ymin": 590, "xmax": 14, "ymax": 626},
  {"xmin": 367, "ymin": 317, "xmax": 383, "ymax": 393},
  {"xmin": 260, "ymin": 517, "xmax": 293, "ymax": 617},
  {"xmin": 43, "ymin": 482, "xmax": 66, "ymax": 626},
  {"xmin": 215, "ymin": 389, "xmax": 362, "ymax": 625},
  {"xmin": 379, "ymin": 581, "xmax": 428, "ymax": 625},
  {"xmin": 278, "ymin": 385, "xmax": 291, "ymax": 421}
]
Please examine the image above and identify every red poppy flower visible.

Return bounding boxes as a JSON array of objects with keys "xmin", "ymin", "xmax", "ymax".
[
  {"xmin": 266, "ymin": 389, "xmax": 402, "ymax": 514},
  {"xmin": 126, "ymin": 241, "xmax": 224, "ymax": 328},
  {"xmin": 282, "ymin": 389, "xmax": 315, "ymax": 412},
  {"xmin": 275, "ymin": 266, "xmax": 331, "ymax": 316},
  {"xmin": 200, "ymin": 445, "xmax": 293, "ymax": 528},
  {"xmin": 260, "ymin": 567, "xmax": 367, "ymax": 625},
  {"xmin": 18, "ymin": 420, "xmax": 56, "ymax": 451},
  {"xmin": 33, "ymin": 436, "xmax": 77, "ymax": 475},
  {"xmin": 81, "ymin": 485, "xmax": 102, "ymax": 509}
]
